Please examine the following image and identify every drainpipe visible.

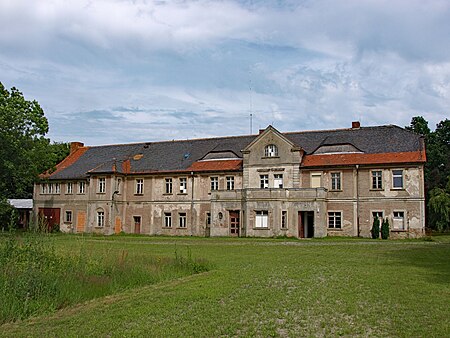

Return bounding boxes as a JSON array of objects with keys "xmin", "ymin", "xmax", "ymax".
[
  {"xmin": 190, "ymin": 171, "xmax": 195, "ymax": 236},
  {"xmin": 356, "ymin": 164, "xmax": 360, "ymax": 237}
]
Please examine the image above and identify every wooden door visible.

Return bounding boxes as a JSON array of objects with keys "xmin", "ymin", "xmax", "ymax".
[
  {"xmin": 134, "ymin": 216, "xmax": 141, "ymax": 234},
  {"xmin": 39, "ymin": 208, "xmax": 60, "ymax": 231},
  {"xmin": 298, "ymin": 212, "xmax": 305, "ymax": 238},
  {"xmin": 76, "ymin": 211, "xmax": 86, "ymax": 233},
  {"xmin": 229, "ymin": 211, "xmax": 240, "ymax": 236}
]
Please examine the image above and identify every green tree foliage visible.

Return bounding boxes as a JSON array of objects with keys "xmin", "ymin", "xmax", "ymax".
[
  {"xmin": 407, "ymin": 116, "xmax": 450, "ymax": 231},
  {"xmin": 371, "ymin": 216, "xmax": 380, "ymax": 239},
  {"xmin": 0, "ymin": 82, "xmax": 69, "ymax": 199},
  {"xmin": 381, "ymin": 218, "xmax": 390, "ymax": 240}
]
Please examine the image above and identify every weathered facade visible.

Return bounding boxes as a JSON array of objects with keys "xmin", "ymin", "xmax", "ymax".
[{"xmin": 33, "ymin": 123, "xmax": 426, "ymax": 238}]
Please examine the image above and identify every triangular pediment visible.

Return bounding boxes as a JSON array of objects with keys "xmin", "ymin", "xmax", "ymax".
[{"xmin": 243, "ymin": 125, "xmax": 301, "ymax": 153}]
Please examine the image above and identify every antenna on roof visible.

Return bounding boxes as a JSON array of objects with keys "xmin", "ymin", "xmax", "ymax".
[
  {"xmin": 249, "ymin": 69, "xmax": 253, "ymax": 134},
  {"xmin": 250, "ymin": 113, "xmax": 253, "ymax": 134}
]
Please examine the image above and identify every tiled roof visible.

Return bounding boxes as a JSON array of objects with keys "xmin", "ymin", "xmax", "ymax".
[
  {"xmin": 187, "ymin": 160, "xmax": 243, "ymax": 172},
  {"xmin": 46, "ymin": 125, "xmax": 425, "ymax": 180}
]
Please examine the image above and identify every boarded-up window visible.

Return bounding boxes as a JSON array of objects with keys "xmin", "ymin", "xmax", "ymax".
[
  {"xmin": 311, "ymin": 173, "xmax": 322, "ymax": 188},
  {"xmin": 255, "ymin": 211, "xmax": 268, "ymax": 228},
  {"xmin": 393, "ymin": 211, "xmax": 405, "ymax": 230}
]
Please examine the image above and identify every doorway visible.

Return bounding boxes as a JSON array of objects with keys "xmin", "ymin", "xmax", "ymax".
[
  {"xmin": 229, "ymin": 211, "xmax": 240, "ymax": 236},
  {"xmin": 133, "ymin": 216, "xmax": 141, "ymax": 234},
  {"xmin": 38, "ymin": 208, "xmax": 60, "ymax": 232},
  {"xmin": 298, "ymin": 211, "xmax": 314, "ymax": 238}
]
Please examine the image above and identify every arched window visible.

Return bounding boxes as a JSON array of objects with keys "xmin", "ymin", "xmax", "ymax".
[{"xmin": 265, "ymin": 144, "xmax": 278, "ymax": 157}]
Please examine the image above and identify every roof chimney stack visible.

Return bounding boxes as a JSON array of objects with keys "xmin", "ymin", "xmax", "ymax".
[
  {"xmin": 259, "ymin": 129, "xmax": 265, "ymax": 135},
  {"xmin": 70, "ymin": 142, "xmax": 84, "ymax": 154},
  {"xmin": 352, "ymin": 121, "xmax": 361, "ymax": 129}
]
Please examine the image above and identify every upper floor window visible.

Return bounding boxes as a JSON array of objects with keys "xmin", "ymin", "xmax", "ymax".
[
  {"xmin": 210, "ymin": 177, "xmax": 219, "ymax": 191},
  {"xmin": 54, "ymin": 183, "xmax": 60, "ymax": 194},
  {"xmin": 165, "ymin": 178, "xmax": 172, "ymax": 194},
  {"xmin": 274, "ymin": 174, "xmax": 283, "ymax": 188},
  {"xmin": 226, "ymin": 176, "xmax": 234, "ymax": 190},
  {"xmin": 135, "ymin": 179, "xmax": 144, "ymax": 195},
  {"xmin": 98, "ymin": 178, "xmax": 106, "ymax": 193},
  {"xmin": 372, "ymin": 171, "xmax": 383, "ymax": 189},
  {"xmin": 264, "ymin": 144, "xmax": 278, "ymax": 157},
  {"xmin": 311, "ymin": 173, "xmax": 322, "ymax": 188},
  {"xmin": 78, "ymin": 181, "xmax": 85, "ymax": 194},
  {"xmin": 392, "ymin": 170, "xmax": 404, "ymax": 189},
  {"xmin": 260, "ymin": 174, "xmax": 269, "ymax": 189},
  {"xmin": 48, "ymin": 183, "xmax": 53, "ymax": 194},
  {"xmin": 179, "ymin": 178, "xmax": 187, "ymax": 194},
  {"xmin": 66, "ymin": 182, "xmax": 73, "ymax": 194},
  {"xmin": 41, "ymin": 183, "xmax": 47, "ymax": 194},
  {"xmin": 331, "ymin": 172, "xmax": 341, "ymax": 191}
]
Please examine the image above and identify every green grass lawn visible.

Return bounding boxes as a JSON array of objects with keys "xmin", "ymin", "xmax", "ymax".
[{"xmin": 1, "ymin": 234, "xmax": 449, "ymax": 337}]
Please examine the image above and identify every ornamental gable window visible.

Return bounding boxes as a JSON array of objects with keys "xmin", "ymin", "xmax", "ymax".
[{"xmin": 264, "ymin": 144, "xmax": 278, "ymax": 157}]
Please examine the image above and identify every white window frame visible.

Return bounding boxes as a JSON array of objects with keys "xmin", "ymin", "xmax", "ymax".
[
  {"xmin": 206, "ymin": 212, "xmax": 211, "ymax": 226},
  {"xmin": 65, "ymin": 210, "xmax": 72, "ymax": 223},
  {"xmin": 54, "ymin": 183, "xmax": 60, "ymax": 194},
  {"xmin": 226, "ymin": 176, "xmax": 235, "ymax": 190},
  {"xmin": 311, "ymin": 172, "xmax": 322, "ymax": 188},
  {"xmin": 330, "ymin": 172, "xmax": 341, "ymax": 191},
  {"xmin": 135, "ymin": 178, "xmax": 144, "ymax": 195},
  {"xmin": 78, "ymin": 181, "xmax": 85, "ymax": 194},
  {"xmin": 179, "ymin": 178, "xmax": 187, "ymax": 194},
  {"xmin": 260, "ymin": 174, "xmax": 269, "ymax": 189},
  {"xmin": 273, "ymin": 174, "xmax": 283, "ymax": 188},
  {"xmin": 281, "ymin": 210, "xmax": 288, "ymax": 229},
  {"xmin": 164, "ymin": 212, "xmax": 172, "ymax": 228},
  {"xmin": 66, "ymin": 182, "xmax": 73, "ymax": 194},
  {"xmin": 371, "ymin": 211, "xmax": 384, "ymax": 224},
  {"xmin": 41, "ymin": 183, "xmax": 47, "ymax": 194},
  {"xmin": 179, "ymin": 212, "xmax": 187, "ymax": 228},
  {"xmin": 371, "ymin": 170, "xmax": 383, "ymax": 190},
  {"xmin": 264, "ymin": 144, "xmax": 278, "ymax": 157},
  {"xmin": 328, "ymin": 211, "xmax": 342, "ymax": 229},
  {"xmin": 210, "ymin": 177, "xmax": 219, "ymax": 191},
  {"xmin": 97, "ymin": 211, "xmax": 105, "ymax": 227},
  {"xmin": 165, "ymin": 178, "xmax": 173, "ymax": 194},
  {"xmin": 393, "ymin": 211, "xmax": 405, "ymax": 230},
  {"xmin": 48, "ymin": 183, "xmax": 53, "ymax": 194},
  {"xmin": 392, "ymin": 169, "xmax": 404, "ymax": 189},
  {"xmin": 98, "ymin": 177, "xmax": 106, "ymax": 193},
  {"xmin": 255, "ymin": 210, "xmax": 269, "ymax": 228}
]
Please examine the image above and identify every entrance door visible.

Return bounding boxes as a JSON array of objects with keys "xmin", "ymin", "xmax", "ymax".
[
  {"xmin": 133, "ymin": 216, "xmax": 141, "ymax": 234},
  {"xmin": 298, "ymin": 211, "xmax": 314, "ymax": 238},
  {"xmin": 38, "ymin": 208, "xmax": 60, "ymax": 231},
  {"xmin": 229, "ymin": 211, "xmax": 240, "ymax": 236},
  {"xmin": 298, "ymin": 212, "xmax": 305, "ymax": 238}
]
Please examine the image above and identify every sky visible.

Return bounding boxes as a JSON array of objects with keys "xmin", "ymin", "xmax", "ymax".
[{"xmin": 1, "ymin": 0, "xmax": 449, "ymax": 146}]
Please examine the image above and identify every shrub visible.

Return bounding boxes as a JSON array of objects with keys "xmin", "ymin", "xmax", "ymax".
[
  {"xmin": 381, "ymin": 218, "xmax": 390, "ymax": 240},
  {"xmin": 371, "ymin": 216, "xmax": 380, "ymax": 239}
]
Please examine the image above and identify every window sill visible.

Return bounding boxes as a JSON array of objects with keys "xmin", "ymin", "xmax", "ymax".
[
  {"xmin": 162, "ymin": 193, "xmax": 173, "ymax": 196},
  {"xmin": 328, "ymin": 228, "xmax": 343, "ymax": 231},
  {"xmin": 177, "ymin": 227, "xmax": 188, "ymax": 229},
  {"xmin": 64, "ymin": 222, "xmax": 72, "ymax": 224},
  {"xmin": 369, "ymin": 188, "xmax": 383, "ymax": 191},
  {"xmin": 261, "ymin": 156, "xmax": 280, "ymax": 159},
  {"xmin": 162, "ymin": 226, "xmax": 173, "ymax": 229},
  {"xmin": 134, "ymin": 193, "xmax": 144, "ymax": 196},
  {"xmin": 97, "ymin": 192, "xmax": 106, "ymax": 194},
  {"xmin": 390, "ymin": 188, "xmax": 405, "ymax": 191},
  {"xmin": 94, "ymin": 226, "xmax": 104, "ymax": 229},
  {"xmin": 177, "ymin": 193, "xmax": 188, "ymax": 195},
  {"xmin": 329, "ymin": 189, "xmax": 342, "ymax": 192},
  {"xmin": 253, "ymin": 227, "xmax": 270, "ymax": 230}
]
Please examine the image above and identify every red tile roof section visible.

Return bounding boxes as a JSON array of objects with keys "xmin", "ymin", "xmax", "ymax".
[
  {"xmin": 187, "ymin": 160, "xmax": 243, "ymax": 172},
  {"xmin": 40, "ymin": 147, "xmax": 89, "ymax": 178},
  {"xmin": 301, "ymin": 150, "xmax": 426, "ymax": 167}
]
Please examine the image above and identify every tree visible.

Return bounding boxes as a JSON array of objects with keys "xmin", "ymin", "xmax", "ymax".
[
  {"xmin": 0, "ymin": 82, "xmax": 69, "ymax": 199},
  {"xmin": 381, "ymin": 218, "xmax": 390, "ymax": 240},
  {"xmin": 371, "ymin": 216, "xmax": 380, "ymax": 239},
  {"xmin": 405, "ymin": 116, "xmax": 431, "ymax": 136},
  {"xmin": 429, "ymin": 177, "xmax": 450, "ymax": 231}
]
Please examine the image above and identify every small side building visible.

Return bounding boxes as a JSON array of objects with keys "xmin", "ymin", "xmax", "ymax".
[{"xmin": 8, "ymin": 199, "xmax": 33, "ymax": 229}]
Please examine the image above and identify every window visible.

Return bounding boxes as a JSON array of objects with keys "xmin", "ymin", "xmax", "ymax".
[
  {"xmin": 78, "ymin": 181, "xmax": 85, "ymax": 194},
  {"xmin": 41, "ymin": 183, "xmax": 47, "ymax": 194},
  {"xmin": 255, "ymin": 210, "xmax": 269, "ymax": 228},
  {"xmin": 392, "ymin": 170, "xmax": 404, "ymax": 189},
  {"xmin": 372, "ymin": 211, "xmax": 384, "ymax": 223},
  {"xmin": 393, "ymin": 211, "xmax": 405, "ymax": 230},
  {"xmin": 66, "ymin": 182, "xmax": 73, "ymax": 194},
  {"xmin": 331, "ymin": 172, "xmax": 341, "ymax": 190},
  {"xmin": 165, "ymin": 178, "xmax": 172, "ymax": 194},
  {"xmin": 135, "ymin": 179, "xmax": 144, "ymax": 194},
  {"xmin": 164, "ymin": 212, "xmax": 172, "ymax": 228},
  {"xmin": 54, "ymin": 183, "xmax": 60, "ymax": 194},
  {"xmin": 210, "ymin": 177, "xmax": 219, "ymax": 191},
  {"xmin": 274, "ymin": 174, "xmax": 283, "ymax": 188},
  {"xmin": 179, "ymin": 178, "xmax": 187, "ymax": 194},
  {"xmin": 264, "ymin": 144, "xmax": 278, "ymax": 157},
  {"xmin": 281, "ymin": 211, "xmax": 287, "ymax": 229},
  {"xmin": 97, "ymin": 211, "xmax": 105, "ymax": 227},
  {"xmin": 311, "ymin": 173, "xmax": 322, "ymax": 188},
  {"xmin": 372, "ymin": 171, "xmax": 383, "ymax": 189},
  {"xmin": 226, "ymin": 176, "xmax": 234, "ymax": 190},
  {"xmin": 179, "ymin": 213, "xmax": 187, "ymax": 228},
  {"xmin": 98, "ymin": 178, "xmax": 106, "ymax": 193},
  {"xmin": 260, "ymin": 174, "xmax": 269, "ymax": 189},
  {"xmin": 48, "ymin": 183, "xmax": 53, "ymax": 194},
  {"xmin": 206, "ymin": 212, "xmax": 211, "ymax": 226},
  {"xmin": 328, "ymin": 212, "xmax": 342, "ymax": 229},
  {"xmin": 65, "ymin": 211, "xmax": 72, "ymax": 223}
]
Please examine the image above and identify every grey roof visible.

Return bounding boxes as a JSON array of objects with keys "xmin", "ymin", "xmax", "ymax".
[
  {"xmin": 48, "ymin": 125, "xmax": 423, "ymax": 180},
  {"xmin": 8, "ymin": 199, "xmax": 33, "ymax": 209}
]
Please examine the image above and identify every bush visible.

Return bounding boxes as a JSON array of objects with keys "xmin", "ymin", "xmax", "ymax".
[
  {"xmin": 371, "ymin": 216, "xmax": 380, "ymax": 239},
  {"xmin": 0, "ymin": 197, "xmax": 18, "ymax": 231},
  {"xmin": 381, "ymin": 218, "xmax": 390, "ymax": 240}
]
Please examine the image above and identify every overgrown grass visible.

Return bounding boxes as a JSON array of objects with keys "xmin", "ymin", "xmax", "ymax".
[
  {"xmin": 0, "ymin": 234, "xmax": 209, "ymax": 324},
  {"xmin": 1, "ymin": 234, "xmax": 449, "ymax": 337}
]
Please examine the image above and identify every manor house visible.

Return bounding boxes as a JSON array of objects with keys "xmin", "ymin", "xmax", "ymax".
[{"xmin": 34, "ymin": 122, "xmax": 426, "ymax": 238}]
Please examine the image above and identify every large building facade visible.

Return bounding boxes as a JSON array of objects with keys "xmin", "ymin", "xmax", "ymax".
[{"xmin": 34, "ymin": 123, "xmax": 426, "ymax": 238}]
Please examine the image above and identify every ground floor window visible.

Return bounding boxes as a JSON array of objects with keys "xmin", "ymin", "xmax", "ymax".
[
  {"xmin": 281, "ymin": 211, "xmax": 287, "ymax": 229},
  {"xmin": 164, "ymin": 212, "xmax": 172, "ymax": 228},
  {"xmin": 393, "ymin": 211, "xmax": 405, "ymax": 230},
  {"xmin": 255, "ymin": 210, "xmax": 268, "ymax": 228},
  {"xmin": 179, "ymin": 213, "xmax": 187, "ymax": 228},
  {"xmin": 97, "ymin": 211, "xmax": 104, "ymax": 227},
  {"xmin": 65, "ymin": 210, "xmax": 72, "ymax": 223},
  {"xmin": 328, "ymin": 212, "xmax": 342, "ymax": 229}
]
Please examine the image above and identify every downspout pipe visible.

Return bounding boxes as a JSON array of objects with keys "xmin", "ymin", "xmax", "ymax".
[{"xmin": 356, "ymin": 164, "xmax": 360, "ymax": 237}]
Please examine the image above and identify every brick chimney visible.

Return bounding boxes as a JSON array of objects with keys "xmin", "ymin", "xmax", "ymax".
[
  {"xmin": 259, "ymin": 129, "xmax": 265, "ymax": 135},
  {"xmin": 70, "ymin": 142, "xmax": 84, "ymax": 154},
  {"xmin": 352, "ymin": 121, "xmax": 361, "ymax": 129}
]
